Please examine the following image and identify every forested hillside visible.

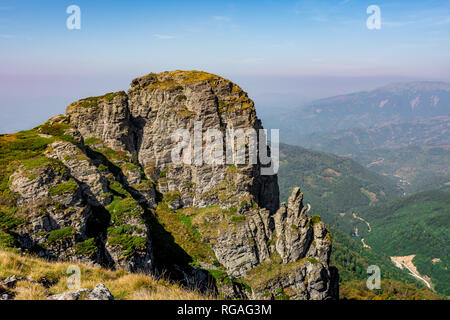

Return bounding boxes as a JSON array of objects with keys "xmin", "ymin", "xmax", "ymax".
[
  {"xmin": 278, "ymin": 143, "xmax": 401, "ymax": 227},
  {"xmin": 359, "ymin": 190, "xmax": 450, "ymax": 295}
]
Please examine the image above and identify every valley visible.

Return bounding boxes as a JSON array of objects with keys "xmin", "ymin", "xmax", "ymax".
[
  {"xmin": 391, "ymin": 255, "xmax": 432, "ymax": 289},
  {"xmin": 278, "ymin": 146, "xmax": 449, "ymax": 297},
  {"xmin": 273, "ymin": 81, "xmax": 450, "ymax": 298}
]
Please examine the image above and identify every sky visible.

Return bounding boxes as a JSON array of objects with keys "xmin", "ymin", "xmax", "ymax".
[{"xmin": 0, "ymin": 0, "xmax": 449, "ymax": 133}]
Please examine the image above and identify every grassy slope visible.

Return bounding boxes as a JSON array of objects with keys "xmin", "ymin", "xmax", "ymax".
[
  {"xmin": 359, "ymin": 190, "xmax": 450, "ymax": 295},
  {"xmin": 0, "ymin": 249, "xmax": 211, "ymax": 300}
]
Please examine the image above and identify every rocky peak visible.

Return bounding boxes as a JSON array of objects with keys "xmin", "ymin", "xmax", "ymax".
[
  {"xmin": 67, "ymin": 70, "xmax": 279, "ymax": 214},
  {"xmin": 0, "ymin": 70, "xmax": 337, "ymax": 300}
]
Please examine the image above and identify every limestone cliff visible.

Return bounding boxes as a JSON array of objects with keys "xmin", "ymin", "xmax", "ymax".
[{"xmin": 0, "ymin": 70, "xmax": 338, "ymax": 300}]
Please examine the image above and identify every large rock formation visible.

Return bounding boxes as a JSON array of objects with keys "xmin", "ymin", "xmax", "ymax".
[{"xmin": 0, "ymin": 70, "xmax": 338, "ymax": 300}]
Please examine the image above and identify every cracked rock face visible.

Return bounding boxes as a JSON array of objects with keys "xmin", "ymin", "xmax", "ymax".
[
  {"xmin": 3, "ymin": 70, "xmax": 338, "ymax": 300},
  {"xmin": 67, "ymin": 71, "xmax": 279, "ymax": 214}
]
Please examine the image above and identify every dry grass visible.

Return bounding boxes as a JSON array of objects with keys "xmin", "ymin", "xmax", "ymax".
[
  {"xmin": 0, "ymin": 249, "xmax": 213, "ymax": 300},
  {"xmin": 14, "ymin": 280, "xmax": 48, "ymax": 300}
]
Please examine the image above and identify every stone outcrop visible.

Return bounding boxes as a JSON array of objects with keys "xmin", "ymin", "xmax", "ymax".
[
  {"xmin": 1, "ymin": 70, "xmax": 338, "ymax": 300},
  {"xmin": 247, "ymin": 188, "xmax": 338, "ymax": 300},
  {"xmin": 48, "ymin": 283, "xmax": 114, "ymax": 301},
  {"xmin": 0, "ymin": 276, "xmax": 115, "ymax": 300}
]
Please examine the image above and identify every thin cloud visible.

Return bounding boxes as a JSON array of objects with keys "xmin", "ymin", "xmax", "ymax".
[
  {"xmin": 213, "ymin": 16, "xmax": 231, "ymax": 22},
  {"xmin": 154, "ymin": 34, "xmax": 175, "ymax": 40},
  {"xmin": 434, "ymin": 17, "xmax": 450, "ymax": 25},
  {"xmin": 0, "ymin": 34, "xmax": 14, "ymax": 39},
  {"xmin": 241, "ymin": 57, "xmax": 265, "ymax": 64},
  {"xmin": 383, "ymin": 20, "xmax": 415, "ymax": 28},
  {"xmin": 312, "ymin": 15, "xmax": 328, "ymax": 23}
]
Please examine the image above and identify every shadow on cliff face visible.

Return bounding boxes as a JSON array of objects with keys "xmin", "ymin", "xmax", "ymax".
[{"xmin": 84, "ymin": 146, "xmax": 217, "ymax": 294}]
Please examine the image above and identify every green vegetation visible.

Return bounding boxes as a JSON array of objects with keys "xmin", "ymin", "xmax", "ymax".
[
  {"xmin": 133, "ymin": 71, "xmax": 221, "ymax": 93},
  {"xmin": 231, "ymin": 215, "xmax": 245, "ymax": 223},
  {"xmin": 84, "ymin": 145, "xmax": 153, "ymax": 259},
  {"xmin": 206, "ymin": 268, "xmax": 254, "ymax": 298},
  {"xmin": 154, "ymin": 202, "xmax": 216, "ymax": 265},
  {"xmin": 68, "ymin": 91, "xmax": 126, "ymax": 109},
  {"xmin": 46, "ymin": 227, "xmax": 75, "ymax": 244},
  {"xmin": 162, "ymin": 191, "xmax": 181, "ymax": 205},
  {"xmin": 38, "ymin": 120, "xmax": 76, "ymax": 144},
  {"xmin": 109, "ymin": 180, "xmax": 128, "ymax": 196},
  {"xmin": 218, "ymin": 94, "xmax": 255, "ymax": 114},
  {"xmin": 181, "ymin": 181, "xmax": 195, "ymax": 189},
  {"xmin": 277, "ymin": 143, "xmax": 448, "ymax": 299},
  {"xmin": 246, "ymin": 253, "xmax": 310, "ymax": 291},
  {"xmin": 0, "ymin": 230, "xmax": 16, "ymax": 248},
  {"xmin": 107, "ymin": 196, "xmax": 142, "ymax": 225},
  {"xmin": 84, "ymin": 137, "xmax": 103, "ymax": 146},
  {"xmin": 311, "ymin": 215, "xmax": 321, "ymax": 224},
  {"xmin": 0, "ymin": 209, "xmax": 21, "ymax": 248},
  {"xmin": 329, "ymin": 227, "xmax": 443, "ymax": 299},
  {"xmin": 140, "ymin": 71, "xmax": 225, "ymax": 91},
  {"xmin": 93, "ymin": 147, "xmax": 128, "ymax": 162},
  {"xmin": 291, "ymin": 115, "xmax": 450, "ymax": 194},
  {"xmin": 340, "ymin": 279, "xmax": 445, "ymax": 300},
  {"xmin": 0, "ymin": 130, "xmax": 66, "ymax": 222},
  {"xmin": 0, "ymin": 130, "xmax": 52, "ymax": 192},
  {"xmin": 75, "ymin": 238, "xmax": 98, "ymax": 257},
  {"xmin": 353, "ymin": 145, "xmax": 450, "ymax": 194},
  {"xmin": 108, "ymin": 234, "xmax": 146, "ymax": 256},
  {"xmin": 208, "ymin": 269, "xmax": 232, "ymax": 286},
  {"xmin": 358, "ymin": 190, "xmax": 450, "ymax": 295},
  {"xmin": 49, "ymin": 179, "xmax": 78, "ymax": 196},
  {"xmin": 0, "ymin": 129, "xmax": 77, "ymax": 250},
  {"xmin": 278, "ymin": 143, "xmax": 401, "ymax": 233},
  {"xmin": 159, "ymin": 168, "xmax": 169, "ymax": 178}
]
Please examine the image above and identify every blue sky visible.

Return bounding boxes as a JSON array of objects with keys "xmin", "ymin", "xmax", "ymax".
[{"xmin": 0, "ymin": 0, "xmax": 449, "ymax": 132}]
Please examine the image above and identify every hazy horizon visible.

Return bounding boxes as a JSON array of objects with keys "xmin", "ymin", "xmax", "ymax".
[
  {"xmin": 1, "ymin": 73, "xmax": 448, "ymax": 134},
  {"xmin": 1, "ymin": 0, "xmax": 449, "ymax": 133}
]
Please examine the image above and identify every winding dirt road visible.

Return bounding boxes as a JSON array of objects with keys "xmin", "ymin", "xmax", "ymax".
[
  {"xmin": 390, "ymin": 255, "xmax": 432, "ymax": 289},
  {"xmin": 352, "ymin": 212, "xmax": 372, "ymax": 232}
]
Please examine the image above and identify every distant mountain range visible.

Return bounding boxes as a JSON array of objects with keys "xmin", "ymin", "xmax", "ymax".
[
  {"xmin": 298, "ymin": 116, "xmax": 450, "ymax": 155},
  {"xmin": 287, "ymin": 81, "xmax": 450, "ymax": 136},
  {"xmin": 268, "ymin": 82, "xmax": 450, "ymax": 195},
  {"xmin": 352, "ymin": 145, "xmax": 450, "ymax": 194},
  {"xmin": 295, "ymin": 117, "xmax": 450, "ymax": 194}
]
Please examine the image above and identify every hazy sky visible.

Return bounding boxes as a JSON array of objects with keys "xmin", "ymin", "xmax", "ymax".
[{"xmin": 0, "ymin": 0, "xmax": 449, "ymax": 133}]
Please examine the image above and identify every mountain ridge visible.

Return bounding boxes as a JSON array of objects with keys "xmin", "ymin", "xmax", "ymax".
[
  {"xmin": 267, "ymin": 80, "xmax": 450, "ymax": 139},
  {"xmin": 0, "ymin": 70, "xmax": 338, "ymax": 300}
]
